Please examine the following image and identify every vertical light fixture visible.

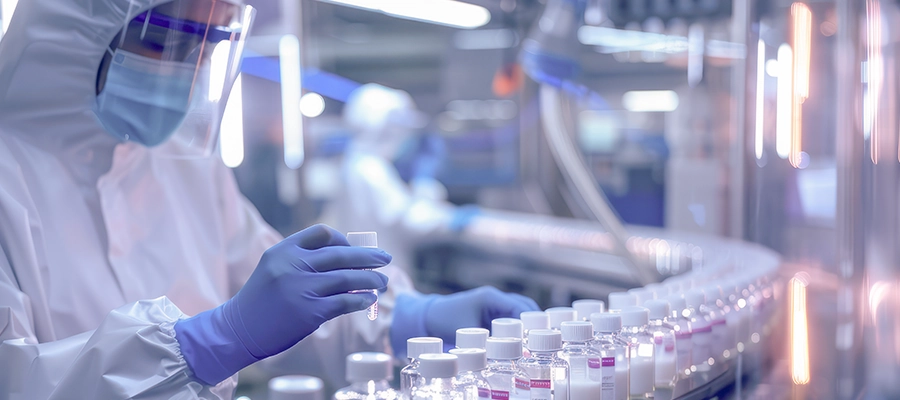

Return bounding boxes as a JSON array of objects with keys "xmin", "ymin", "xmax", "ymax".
[
  {"xmin": 776, "ymin": 44, "xmax": 794, "ymax": 160},
  {"xmin": 790, "ymin": 275, "xmax": 811, "ymax": 385},
  {"xmin": 866, "ymin": 0, "xmax": 883, "ymax": 163},
  {"xmin": 280, "ymin": 34, "xmax": 304, "ymax": 169},
  {"xmin": 790, "ymin": 2, "xmax": 812, "ymax": 168},
  {"xmin": 755, "ymin": 39, "xmax": 766, "ymax": 160},
  {"xmin": 220, "ymin": 74, "xmax": 245, "ymax": 168}
]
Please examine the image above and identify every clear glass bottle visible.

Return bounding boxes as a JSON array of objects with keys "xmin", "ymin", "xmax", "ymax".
[
  {"xmin": 401, "ymin": 337, "xmax": 443, "ymax": 398},
  {"xmin": 334, "ymin": 352, "xmax": 399, "ymax": 400},
  {"xmin": 519, "ymin": 312, "xmax": 548, "ymax": 355},
  {"xmin": 484, "ymin": 337, "xmax": 531, "ymax": 400},
  {"xmin": 684, "ymin": 289, "xmax": 713, "ymax": 373},
  {"xmin": 643, "ymin": 300, "xmax": 677, "ymax": 391},
  {"xmin": 590, "ymin": 313, "xmax": 627, "ymax": 400},
  {"xmin": 545, "ymin": 307, "xmax": 576, "ymax": 331},
  {"xmin": 457, "ymin": 327, "xmax": 490, "ymax": 350},
  {"xmin": 702, "ymin": 285, "xmax": 729, "ymax": 365},
  {"xmin": 346, "ymin": 232, "xmax": 379, "ymax": 320},
  {"xmin": 518, "ymin": 329, "xmax": 569, "ymax": 400},
  {"xmin": 664, "ymin": 296, "xmax": 693, "ymax": 378},
  {"xmin": 412, "ymin": 354, "xmax": 463, "ymax": 400},
  {"xmin": 560, "ymin": 321, "xmax": 602, "ymax": 399},
  {"xmin": 619, "ymin": 306, "xmax": 655, "ymax": 399},
  {"xmin": 449, "ymin": 348, "xmax": 492, "ymax": 400},
  {"xmin": 571, "ymin": 300, "xmax": 605, "ymax": 322}
]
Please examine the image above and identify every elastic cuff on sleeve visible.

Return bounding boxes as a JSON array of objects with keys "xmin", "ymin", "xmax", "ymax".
[
  {"xmin": 174, "ymin": 306, "xmax": 260, "ymax": 386},
  {"xmin": 390, "ymin": 292, "xmax": 437, "ymax": 359}
]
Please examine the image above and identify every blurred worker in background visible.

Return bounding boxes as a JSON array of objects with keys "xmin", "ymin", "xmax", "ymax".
[{"xmin": 0, "ymin": 0, "xmax": 537, "ymax": 398}]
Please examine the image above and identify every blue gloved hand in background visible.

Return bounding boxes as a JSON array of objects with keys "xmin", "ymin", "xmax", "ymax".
[
  {"xmin": 174, "ymin": 224, "xmax": 390, "ymax": 385},
  {"xmin": 391, "ymin": 286, "xmax": 539, "ymax": 357}
]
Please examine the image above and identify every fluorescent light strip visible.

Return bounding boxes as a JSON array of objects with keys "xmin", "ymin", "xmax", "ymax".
[
  {"xmin": 755, "ymin": 40, "xmax": 766, "ymax": 160},
  {"xmin": 280, "ymin": 34, "xmax": 304, "ymax": 169},
  {"xmin": 866, "ymin": 0, "xmax": 883, "ymax": 163},
  {"xmin": 792, "ymin": 3, "xmax": 812, "ymax": 100},
  {"xmin": 789, "ymin": 276, "xmax": 810, "ymax": 385},
  {"xmin": 622, "ymin": 90, "xmax": 679, "ymax": 112},
  {"xmin": 322, "ymin": 0, "xmax": 490, "ymax": 29},
  {"xmin": 776, "ymin": 44, "xmax": 793, "ymax": 160},
  {"xmin": 220, "ymin": 74, "xmax": 245, "ymax": 168}
]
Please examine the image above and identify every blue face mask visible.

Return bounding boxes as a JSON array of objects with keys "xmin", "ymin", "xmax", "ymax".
[{"xmin": 93, "ymin": 49, "xmax": 197, "ymax": 147}]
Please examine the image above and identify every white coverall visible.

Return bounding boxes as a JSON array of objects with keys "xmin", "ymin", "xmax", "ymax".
[{"xmin": 0, "ymin": 0, "xmax": 411, "ymax": 398}]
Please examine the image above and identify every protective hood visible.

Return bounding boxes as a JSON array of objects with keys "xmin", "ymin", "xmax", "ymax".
[{"xmin": 0, "ymin": 0, "xmax": 173, "ymax": 145}]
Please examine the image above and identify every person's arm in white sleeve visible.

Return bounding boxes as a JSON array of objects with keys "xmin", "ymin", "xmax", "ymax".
[{"xmin": 0, "ymin": 245, "xmax": 236, "ymax": 400}]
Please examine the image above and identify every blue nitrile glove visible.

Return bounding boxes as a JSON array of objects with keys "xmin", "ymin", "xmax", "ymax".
[
  {"xmin": 391, "ymin": 286, "xmax": 539, "ymax": 356},
  {"xmin": 174, "ymin": 224, "xmax": 390, "ymax": 385},
  {"xmin": 449, "ymin": 205, "xmax": 482, "ymax": 232}
]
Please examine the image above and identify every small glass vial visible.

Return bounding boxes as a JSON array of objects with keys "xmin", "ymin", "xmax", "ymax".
[
  {"xmin": 571, "ymin": 300, "xmax": 605, "ymax": 322},
  {"xmin": 560, "ymin": 321, "xmax": 602, "ymax": 399},
  {"xmin": 590, "ymin": 313, "xmax": 627, "ymax": 400},
  {"xmin": 457, "ymin": 328, "xmax": 490, "ymax": 350},
  {"xmin": 449, "ymin": 348, "xmax": 492, "ymax": 400},
  {"xmin": 545, "ymin": 307, "xmax": 576, "ymax": 331},
  {"xmin": 412, "ymin": 354, "xmax": 463, "ymax": 400},
  {"xmin": 684, "ymin": 290, "xmax": 713, "ymax": 373},
  {"xmin": 518, "ymin": 329, "xmax": 569, "ymax": 400},
  {"xmin": 702, "ymin": 285, "xmax": 729, "ymax": 365},
  {"xmin": 346, "ymin": 232, "xmax": 379, "ymax": 320},
  {"xmin": 664, "ymin": 296, "xmax": 693, "ymax": 378},
  {"xmin": 401, "ymin": 337, "xmax": 444, "ymax": 398},
  {"xmin": 334, "ymin": 352, "xmax": 399, "ymax": 400},
  {"xmin": 269, "ymin": 375, "xmax": 324, "ymax": 400},
  {"xmin": 644, "ymin": 300, "xmax": 677, "ymax": 391},
  {"xmin": 520, "ymin": 312, "xmax": 548, "ymax": 355},
  {"xmin": 484, "ymin": 337, "xmax": 531, "ymax": 400},
  {"xmin": 619, "ymin": 306, "xmax": 655, "ymax": 399}
]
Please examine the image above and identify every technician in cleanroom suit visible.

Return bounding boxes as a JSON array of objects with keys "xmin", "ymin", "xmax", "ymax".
[{"xmin": 0, "ymin": 0, "xmax": 539, "ymax": 398}]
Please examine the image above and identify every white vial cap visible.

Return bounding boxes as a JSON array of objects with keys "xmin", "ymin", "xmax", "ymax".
[
  {"xmin": 268, "ymin": 375, "xmax": 324, "ymax": 400},
  {"xmin": 608, "ymin": 292, "xmax": 638, "ymax": 311},
  {"xmin": 628, "ymin": 288, "xmax": 655, "ymax": 305},
  {"xmin": 449, "ymin": 348, "xmax": 488, "ymax": 372},
  {"xmin": 491, "ymin": 318, "xmax": 524, "ymax": 339},
  {"xmin": 571, "ymin": 300, "xmax": 605, "ymax": 321},
  {"xmin": 684, "ymin": 289, "xmax": 706, "ymax": 309},
  {"xmin": 526, "ymin": 329, "xmax": 563, "ymax": 351},
  {"xmin": 545, "ymin": 307, "xmax": 576, "ymax": 329},
  {"xmin": 418, "ymin": 354, "xmax": 458, "ymax": 379},
  {"xmin": 644, "ymin": 299, "xmax": 670, "ymax": 320},
  {"xmin": 407, "ymin": 337, "xmax": 443, "ymax": 359},
  {"xmin": 590, "ymin": 313, "xmax": 622, "ymax": 333},
  {"xmin": 456, "ymin": 327, "xmax": 489, "ymax": 349},
  {"xmin": 645, "ymin": 283, "xmax": 669, "ymax": 299},
  {"xmin": 620, "ymin": 306, "xmax": 650, "ymax": 327},
  {"xmin": 485, "ymin": 337, "xmax": 523, "ymax": 360},
  {"xmin": 346, "ymin": 232, "xmax": 378, "ymax": 247},
  {"xmin": 560, "ymin": 321, "xmax": 594, "ymax": 342},
  {"xmin": 345, "ymin": 352, "xmax": 392, "ymax": 383},
  {"xmin": 667, "ymin": 296, "xmax": 687, "ymax": 316},
  {"xmin": 520, "ymin": 311, "xmax": 550, "ymax": 331}
]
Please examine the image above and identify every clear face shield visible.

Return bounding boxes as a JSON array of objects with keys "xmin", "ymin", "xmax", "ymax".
[{"xmin": 93, "ymin": 0, "xmax": 254, "ymax": 157}]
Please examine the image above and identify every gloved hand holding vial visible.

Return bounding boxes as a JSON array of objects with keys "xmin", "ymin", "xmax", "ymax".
[{"xmin": 348, "ymin": 231, "xmax": 381, "ymax": 320}]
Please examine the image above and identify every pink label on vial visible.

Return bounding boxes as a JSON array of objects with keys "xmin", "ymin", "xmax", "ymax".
[
  {"xmin": 491, "ymin": 390, "xmax": 510, "ymax": 400},
  {"xmin": 588, "ymin": 358, "xmax": 602, "ymax": 369},
  {"xmin": 602, "ymin": 357, "xmax": 616, "ymax": 367},
  {"xmin": 530, "ymin": 380, "xmax": 551, "ymax": 389},
  {"xmin": 478, "ymin": 388, "xmax": 491, "ymax": 398},
  {"xmin": 515, "ymin": 378, "xmax": 531, "ymax": 390}
]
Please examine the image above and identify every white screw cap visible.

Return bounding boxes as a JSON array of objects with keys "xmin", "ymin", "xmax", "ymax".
[
  {"xmin": 571, "ymin": 300, "xmax": 605, "ymax": 321},
  {"xmin": 608, "ymin": 292, "xmax": 638, "ymax": 311},
  {"xmin": 628, "ymin": 288, "xmax": 655, "ymax": 305},
  {"xmin": 449, "ymin": 348, "xmax": 488, "ymax": 372},
  {"xmin": 268, "ymin": 375, "xmax": 324, "ymax": 400},
  {"xmin": 684, "ymin": 289, "xmax": 706, "ymax": 309},
  {"xmin": 620, "ymin": 306, "xmax": 650, "ymax": 327},
  {"xmin": 407, "ymin": 337, "xmax": 443, "ymax": 359},
  {"xmin": 644, "ymin": 299, "xmax": 670, "ymax": 320},
  {"xmin": 486, "ymin": 337, "xmax": 523, "ymax": 360},
  {"xmin": 345, "ymin": 352, "xmax": 392, "ymax": 383},
  {"xmin": 346, "ymin": 232, "xmax": 378, "ymax": 247},
  {"xmin": 667, "ymin": 296, "xmax": 687, "ymax": 317},
  {"xmin": 591, "ymin": 313, "xmax": 622, "ymax": 333},
  {"xmin": 491, "ymin": 318, "xmax": 523, "ymax": 339},
  {"xmin": 527, "ymin": 329, "xmax": 563, "ymax": 351},
  {"xmin": 456, "ymin": 327, "xmax": 489, "ymax": 349},
  {"xmin": 545, "ymin": 307, "xmax": 576, "ymax": 329},
  {"xmin": 520, "ymin": 311, "xmax": 550, "ymax": 332},
  {"xmin": 560, "ymin": 321, "xmax": 594, "ymax": 342},
  {"xmin": 418, "ymin": 354, "xmax": 458, "ymax": 379}
]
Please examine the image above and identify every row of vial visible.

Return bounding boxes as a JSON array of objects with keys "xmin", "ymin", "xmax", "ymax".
[{"xmin": 331, "ymin": 269, "xmax": 778, "ymax": 399}]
